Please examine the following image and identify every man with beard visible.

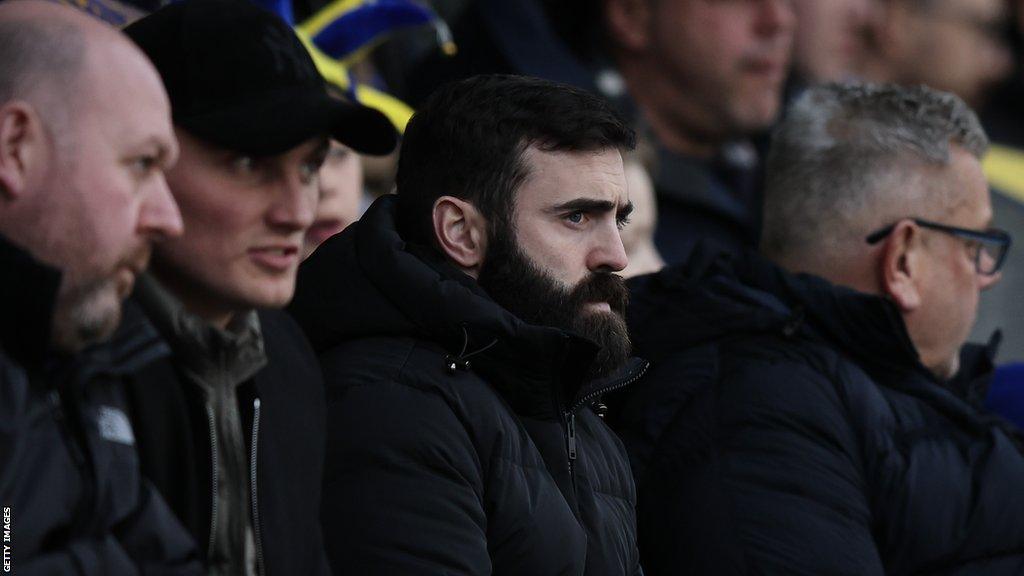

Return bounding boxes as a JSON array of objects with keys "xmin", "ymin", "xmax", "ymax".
[
  {"xmin": 0, "ymin": 2, "xmax": 201, "ymax": 573},
  {"xmin": 289, "ymin": 74, "xmax": 645, "ymax": 575}
]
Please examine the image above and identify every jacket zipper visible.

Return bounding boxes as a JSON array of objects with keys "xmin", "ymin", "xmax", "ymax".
[
  {"xmin": 205, "ymin": 403, "xmax": 219, "ymax": 559},
  {"xmin": 568, "ymin": 361, "xmax": 650, "ymax": 415},
  {"xmin": 563, "ymin": 361, "xmax": 650, "ymax": 490},
  {"xmin": 565, "ymin": 411, "xmax": 578, "ymax": 486},
  {"xmin": 49, "ymin": 389, "xmax": 95, "ymax": 534},
  {"xmin": 250, "ymin": 398, "xmax": 265, "ymax": 576}
]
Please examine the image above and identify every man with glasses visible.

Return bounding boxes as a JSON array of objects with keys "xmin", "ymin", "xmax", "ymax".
[{"xmin": 612, "ymin": 83, "xmax": 1024, "ymax": 575}]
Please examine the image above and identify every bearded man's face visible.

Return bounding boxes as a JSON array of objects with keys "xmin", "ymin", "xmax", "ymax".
[{"xmin": 479, "ymin": 235, "xmax": 631, "ymax": 379}]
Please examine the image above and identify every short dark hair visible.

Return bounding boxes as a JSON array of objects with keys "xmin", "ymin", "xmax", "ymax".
[{"xmin": 395, "ymin": 74, "xmax": 635, "ymax": 245}]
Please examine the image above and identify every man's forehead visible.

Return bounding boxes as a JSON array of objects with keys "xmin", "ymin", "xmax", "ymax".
[{"xmin": 521, "ymin": 146, "xmax": 627, "ymax": 200}]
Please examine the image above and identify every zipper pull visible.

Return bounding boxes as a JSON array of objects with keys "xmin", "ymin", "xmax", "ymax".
[{"xmin": 566, "ymin": 412, "xmax": 577, "ymax": 461}]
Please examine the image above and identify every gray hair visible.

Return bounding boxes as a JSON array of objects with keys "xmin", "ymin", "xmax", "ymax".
[
  {"xmin": 0, "ymin": 18, "xmax": 86, "ymax": 145},
  {"xmin": 761, "ymin": 82, "xmax": 988, "ymax": 262}
]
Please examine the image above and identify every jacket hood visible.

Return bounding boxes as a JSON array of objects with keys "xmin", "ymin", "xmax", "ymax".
[
  {"xmin": 289, "ymin": 195, "xmax": 643, "ymax": 415},
  {"xmin": 628, "ymin": 241, "xmax": 981, "ymax": 385}
]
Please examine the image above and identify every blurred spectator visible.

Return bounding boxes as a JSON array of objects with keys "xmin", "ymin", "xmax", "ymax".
[
  {"xmin": 304, "ymin": 88, "xmax": 397, "ymax": 259},
  {"xmin": 615, "ymin": 83, "xmax": 1024, "ymax": 574},
  {"xmin": 621, "ymin": 150, "xmax": 665, "ymax": 278},
  {"xmin": 0, "ymin": 2, "xmax": 200, "ymax": 573},
  {"xmin": 290, "ymin": 75, "xmax": 644, "ymax": 575},
  {"xmin": 790, "ymin": 0, "xmax": 874, "ymax": 83},
  {"xmin": 304, "ymin": 140, "xmax": 364, "ymax": 258},
  {"xmin": 603, "ymin": 0, "xmax": 795, "ymax": 263},
  {"xmin": 861, "ymin": 0, "xmax": 1013, "ymax": 107},
  {"xmin": 118, "ymin": 1, "xmax": 394, "ymax": 575}
]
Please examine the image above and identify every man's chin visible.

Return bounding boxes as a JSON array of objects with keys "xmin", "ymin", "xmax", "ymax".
[{"xmin": 53, "ymin": 282, "xmax": 122, "ymax": 352}]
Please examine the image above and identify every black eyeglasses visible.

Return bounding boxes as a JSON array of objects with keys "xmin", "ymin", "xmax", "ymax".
[{"xmin": 865, "ymin": 217, "xmax": 1012, "ymax": 276}]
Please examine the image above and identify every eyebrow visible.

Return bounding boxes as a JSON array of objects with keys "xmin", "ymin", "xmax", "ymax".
[{"xmin": 550, "ymin": 198, "xmax": 634, "ymax": 221}]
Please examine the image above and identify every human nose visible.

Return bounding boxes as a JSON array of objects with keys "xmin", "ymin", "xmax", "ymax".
[
  {"xmin": 267, "ymin": 173, "xmax": 317, "ymax": 232},
  {"xmin": 587, "ymin": 221, "xmax": 629, "ymax": 273},
  {"xmin": 138, "ymin": 175, "xmax": 184, "ymax": 239}
]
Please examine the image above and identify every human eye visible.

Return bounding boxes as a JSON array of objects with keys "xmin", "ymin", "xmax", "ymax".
[
  {"xmin": 564, "ymin": 210, "xmax": 588, "ymax": 226},
  {"xmin": 130, "ymin": 155, "xmax": 159, "ymax": 177},
  {"xmin": 616, "ymin": 215, "xmax": 631, "ymax": 230}
]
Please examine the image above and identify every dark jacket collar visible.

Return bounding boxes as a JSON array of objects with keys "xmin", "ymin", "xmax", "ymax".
[
  {"xmin": 629, "ymin": 241, "xmax": 994, "ymax": 396},
  {"xmin": 0, "ymin": 233, "xmax": 170, "ymax": 390},
  {"xmin": 290, "ymin": 195, "xmax": 643, "ymax": 417},
  {"xmin": 0, "ymin": 233, "xmax": 61, "ymax": 371}
]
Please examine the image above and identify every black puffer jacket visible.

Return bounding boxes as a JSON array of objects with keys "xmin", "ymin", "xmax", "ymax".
[
  {"xmin": 0, "ymin": 235, "xmax": 201, "ymax": 575},
  {"xmin": 289, "ymin": 195, "xmax": 645, "ymax": 576},
  {"xmin": 612, "ymin": 242, "xmax": 1024, "ymax": 576}
]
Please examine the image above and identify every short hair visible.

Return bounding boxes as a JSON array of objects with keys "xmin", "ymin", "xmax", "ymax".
[
  {"xmin": 0, "ymin": 18, "xmax": 85, "ymax": 142},
  {"xmin": 761, "ymin": 82, "xmax": 988, "ymax": 261},
  {"xmin": 395, "ymin": 74, "xmax": 636, "ymax": 245}
]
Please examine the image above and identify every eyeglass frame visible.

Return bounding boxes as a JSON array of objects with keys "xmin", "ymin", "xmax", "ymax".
[{"xmin": 864, "ymin": 217, "xmax": 1012, "ymax": 276}]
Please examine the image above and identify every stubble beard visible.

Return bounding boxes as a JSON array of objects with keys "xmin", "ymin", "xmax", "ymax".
[
  {"xmin": 51, "ymin": 273, "xmax": 122, "ymax": 352},
  {"xmin": 50, "ymin": 244, "xmax": 149, "ymax": 353}
]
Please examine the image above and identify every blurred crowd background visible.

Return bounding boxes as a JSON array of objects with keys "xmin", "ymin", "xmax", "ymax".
[{"xmin": 55, "ymin": 0, "xmax": 1024, "ymax": 414}]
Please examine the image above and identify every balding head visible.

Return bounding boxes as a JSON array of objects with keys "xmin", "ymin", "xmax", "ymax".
[
  {"xmin": 0, "ymin": 1, "xmax": 181, "ymax": 352},
  {"xmin": 0, "ymin": 1, "xmax": 164, "ymax": 146}
]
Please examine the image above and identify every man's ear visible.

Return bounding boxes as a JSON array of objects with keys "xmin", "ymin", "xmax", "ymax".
[
  {"xmin": 0, "ymin": 101, "xmax": 44, "ymax": 202},
  {"xmin": 879, "ymin": 221, "xmax": 924, "ymax": 312},
  {"xmin": 432, "ymin": 196, "xmax": 488, "ymax": 276},
  {"xmin": 604, "ymin": 0, "xmax": 654, "ymax": 53}
]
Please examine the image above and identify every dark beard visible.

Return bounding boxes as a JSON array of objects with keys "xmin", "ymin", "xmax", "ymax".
[{"xmin": 477, "ymin": 228, "xmax": 631, "ymax": 380}]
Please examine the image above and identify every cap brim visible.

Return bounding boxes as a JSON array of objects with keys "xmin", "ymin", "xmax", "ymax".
[
  {"xmin": 327, "ymin": 97, "xmax": 398, "ymax": 156},
  {"xmin": 176, "ymin": 88, "xmax": 397, "ymax": 157}
]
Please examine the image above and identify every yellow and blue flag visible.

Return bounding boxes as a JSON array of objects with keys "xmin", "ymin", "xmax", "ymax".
[{"xmin": 251, "ymin": 0, "xmax": 456, "ymax": 132}]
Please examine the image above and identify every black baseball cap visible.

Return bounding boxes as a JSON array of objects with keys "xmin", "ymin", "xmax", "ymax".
[{"xmin": 125, "ymin": 0, "xmax": 397, "ymax": 156}]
